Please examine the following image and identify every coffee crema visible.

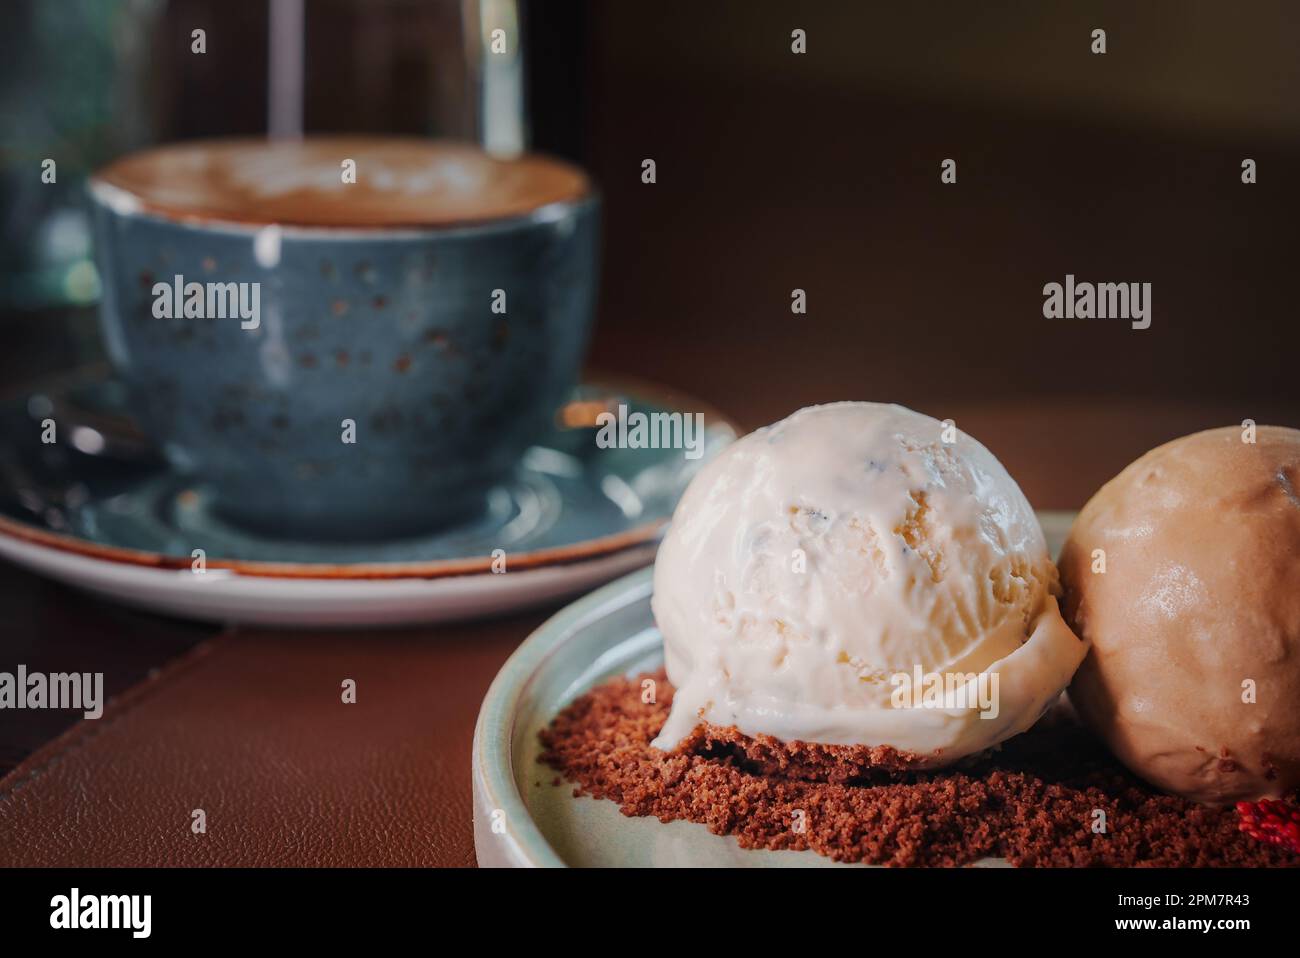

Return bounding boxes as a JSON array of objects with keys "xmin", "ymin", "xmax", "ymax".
[{"xmin": 91, "ymin": 137, "xmax": 591, "ymax": 228}]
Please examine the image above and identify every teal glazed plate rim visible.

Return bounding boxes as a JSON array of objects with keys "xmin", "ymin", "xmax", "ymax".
[{"xmin": 471, "ymin": 511, "xmax": 1077, "ymax": 867}]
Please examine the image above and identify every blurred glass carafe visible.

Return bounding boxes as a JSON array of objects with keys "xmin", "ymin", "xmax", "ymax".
[{"xmin": 0, "ymin": 0, "xmax": 156, "ymax": 308}]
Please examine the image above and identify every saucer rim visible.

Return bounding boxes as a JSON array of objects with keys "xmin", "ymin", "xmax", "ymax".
[
  {"xmin": 0, "ymin": 372, "xmax": 739, "ymax": 581},
  {"xmin": 0, "ymin": 512, "xmax": 666, "ymax": 580}
]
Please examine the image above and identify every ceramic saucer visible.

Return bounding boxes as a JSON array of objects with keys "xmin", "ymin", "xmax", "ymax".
[
  {"xmin": 471, "ymin": 511, "xmax": 1075, "ymax": 867},
  {"xmin": 0, "ymin": 369, "xmax": 737, "ymax": 627}
]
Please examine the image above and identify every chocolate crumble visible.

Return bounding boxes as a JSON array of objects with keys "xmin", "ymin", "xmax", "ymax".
[{"xmin": 538, "ymin": 670, "xmax": 1299, "ymax": 867}]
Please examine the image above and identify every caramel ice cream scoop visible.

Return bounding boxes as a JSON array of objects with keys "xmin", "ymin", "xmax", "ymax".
[{"xmin": 1060, "ymin": 425, "xmax": 1300, "ymax": 804}]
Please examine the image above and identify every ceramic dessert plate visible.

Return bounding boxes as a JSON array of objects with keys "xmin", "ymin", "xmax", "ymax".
[
  {"xmin": 472, "ymin": 510, "xmax": 1075, "ymax": 867},
  {"xmin": 0, "ymin": 369, "xmax": 736, "ymax": 626}
]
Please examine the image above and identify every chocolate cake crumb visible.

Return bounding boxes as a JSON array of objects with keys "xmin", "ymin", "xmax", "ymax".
[{"xmin": 538, "ymin": 670, "xmax": 1299, "ymax": 867}]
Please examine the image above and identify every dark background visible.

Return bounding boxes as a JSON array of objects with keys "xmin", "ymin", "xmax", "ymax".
[{"xmin": 571, "ymin": 1, "xmax": 1300, "ymax": 423}]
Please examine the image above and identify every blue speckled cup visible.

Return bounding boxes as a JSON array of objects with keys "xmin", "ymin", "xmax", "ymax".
[{"xmin": 88, "ymin": 139, "xmax": 599, "ymax": 540}]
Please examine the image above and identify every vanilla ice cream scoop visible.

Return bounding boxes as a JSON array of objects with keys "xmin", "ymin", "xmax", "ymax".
[{"xmin": 651, "ymin": 402, "xmax": 1087, "ymax": 765}]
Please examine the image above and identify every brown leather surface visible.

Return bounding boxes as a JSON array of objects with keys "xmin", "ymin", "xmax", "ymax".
[{"xmin": 0, "ymin": 614, "xmax": 546, "ymax": 867}]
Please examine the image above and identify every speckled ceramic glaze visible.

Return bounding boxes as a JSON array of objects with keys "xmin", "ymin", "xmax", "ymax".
[
  {"xmin": 89, "ymin": 183, "xmax": 599, "ymax": 539},
  {"xmin": 0, "ymin": 370, "xmax": 739, "ymax": 626}
]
